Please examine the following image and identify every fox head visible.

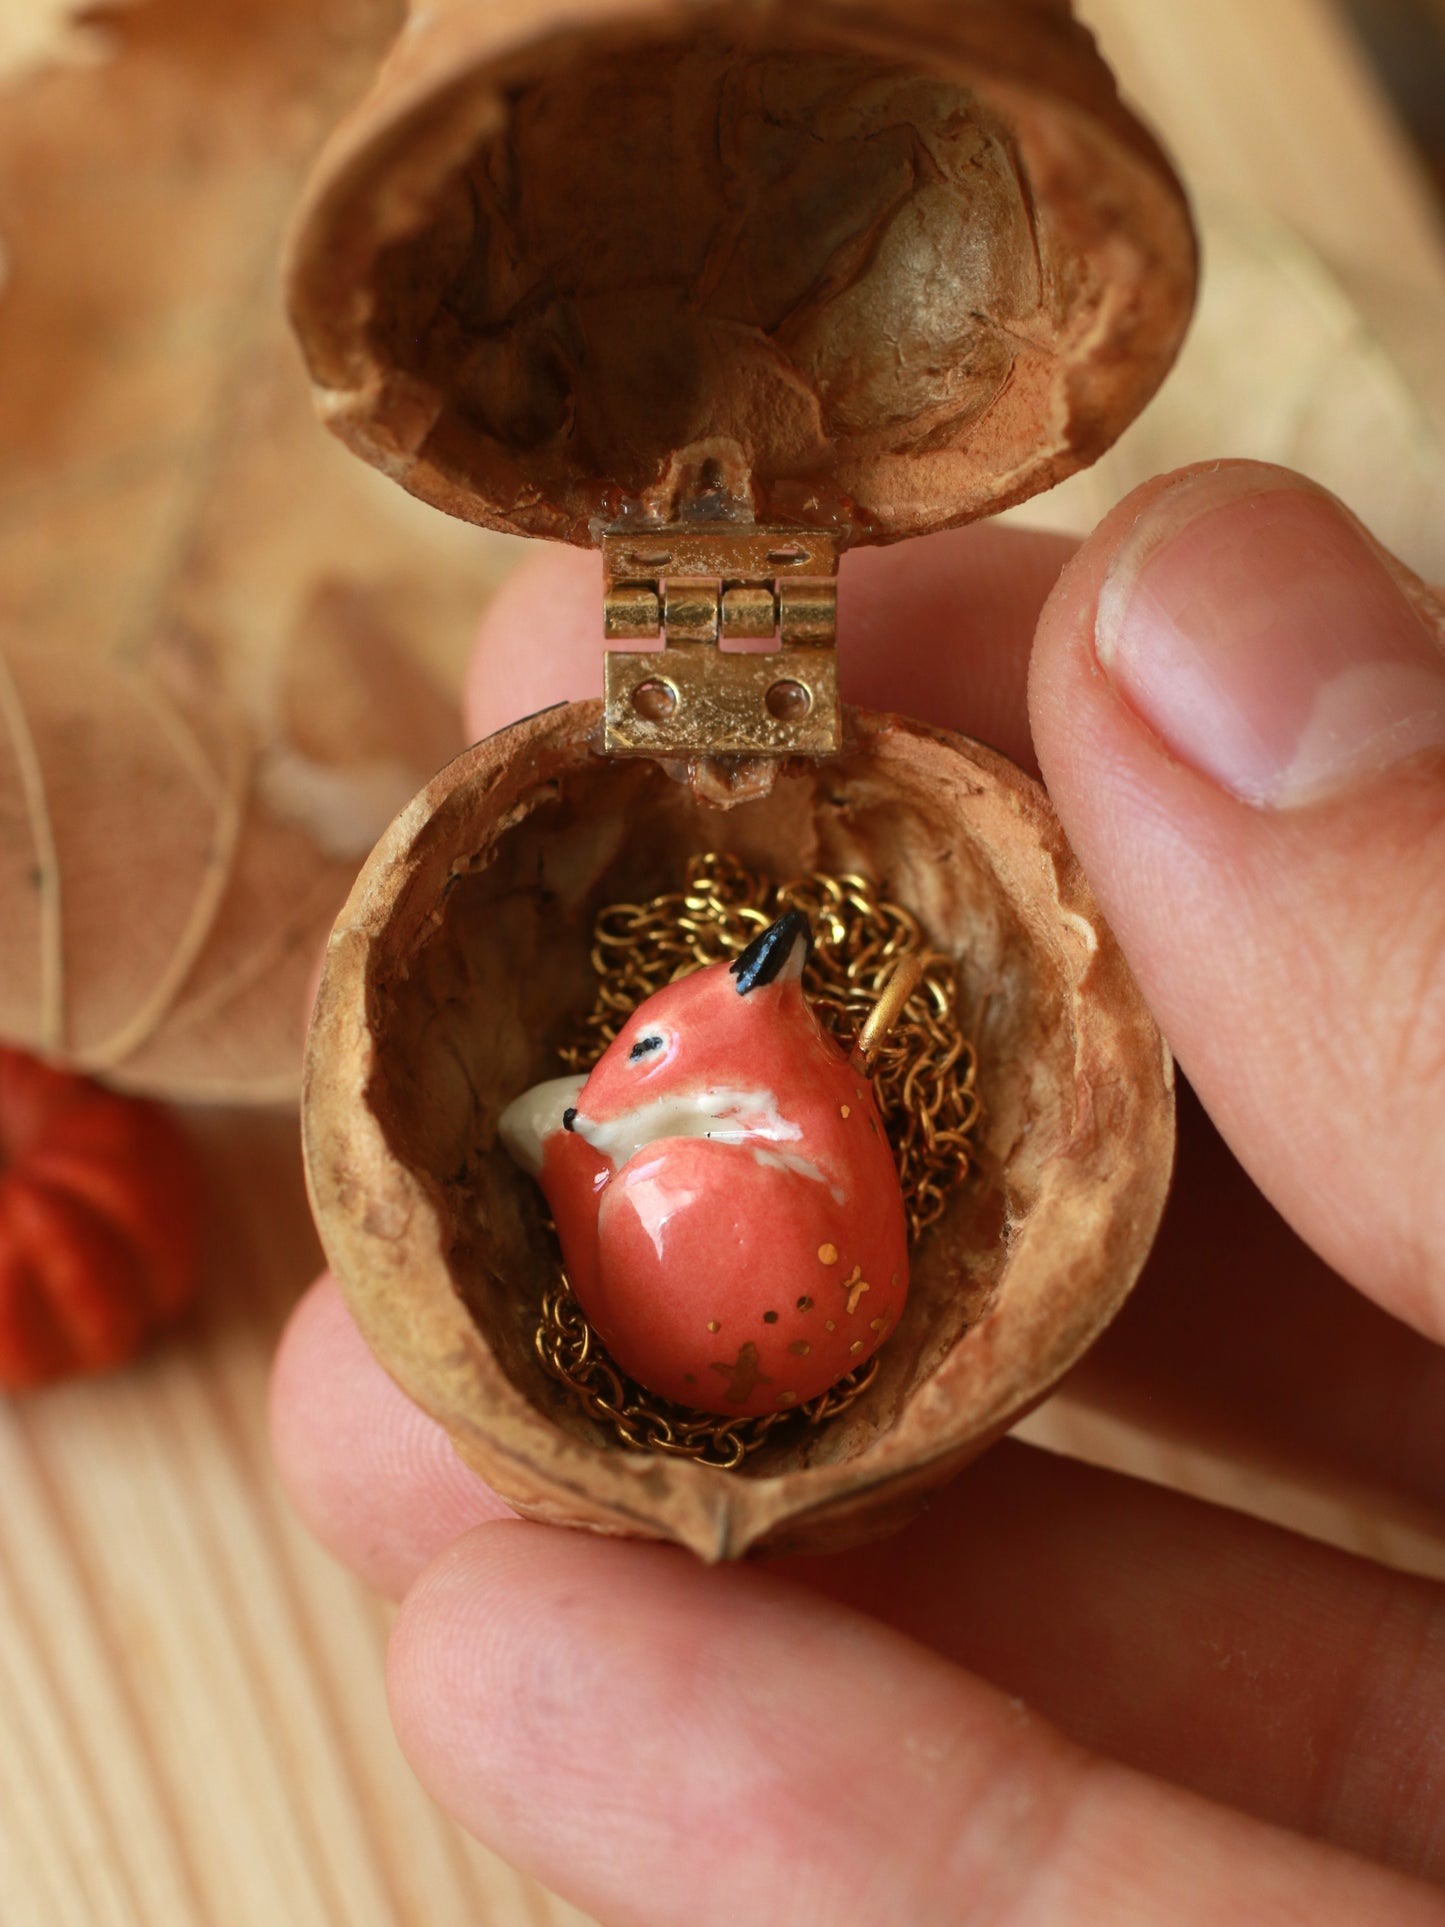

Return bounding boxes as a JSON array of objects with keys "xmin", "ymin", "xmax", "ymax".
[
  {"xmin": 498, "ymin": 910, "xmax": 825, "ymax": 1177},
  {"xmin": 567, "ymin": 909, "xmax": 819, "ymax": 1133}
]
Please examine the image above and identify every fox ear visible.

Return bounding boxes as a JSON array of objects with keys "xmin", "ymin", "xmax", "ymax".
[{"xmin": 730, "ymin": 908, "xmax": 812, "ymax": 994}]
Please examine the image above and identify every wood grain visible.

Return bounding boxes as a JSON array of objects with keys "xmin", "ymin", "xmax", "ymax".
[
  {"xmin": 1, "ymin": 3, "xmax": 1442, "ymax": 1923},
  {"xmin": 0, "ymin": 1111, "xmax": 593, "ymax": 1927}
]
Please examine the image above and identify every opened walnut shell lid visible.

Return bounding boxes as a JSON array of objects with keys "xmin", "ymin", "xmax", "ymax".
[
  {"xmin": 286, "ymin": 0, "xmax": 1197, "ymax": 545},
  {"xmin": 302, "ymin": 703, "xmax": 1175, "ymax": 1560}
]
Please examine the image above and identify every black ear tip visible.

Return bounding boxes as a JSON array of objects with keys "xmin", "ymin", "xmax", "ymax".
[
  {"xmin": 562, "ymin": 1107, "xmax": 578, "ymax": 1132},
  {"xmin": 729, "ymin": 907, "xmax": 813, "ymax": 994}
]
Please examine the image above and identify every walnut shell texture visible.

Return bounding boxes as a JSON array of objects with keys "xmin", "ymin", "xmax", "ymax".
[
  {"xmin": 286, "ymin": 0, "xmax": 1197, "ymax": 546},
  {"xmin": 303, "ymin": 703, "xmax": 1175, "ymax": 1559}
]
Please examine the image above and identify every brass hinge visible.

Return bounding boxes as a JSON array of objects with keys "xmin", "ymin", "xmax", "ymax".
[{"xmin": 601, "ymin": 526, "xmax": 840, "ymax": 758}]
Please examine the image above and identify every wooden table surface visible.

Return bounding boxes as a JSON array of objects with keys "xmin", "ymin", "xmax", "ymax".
[{"xmin": 3, "ymin": 4, "xmax": 1444, "ymax": 1923}]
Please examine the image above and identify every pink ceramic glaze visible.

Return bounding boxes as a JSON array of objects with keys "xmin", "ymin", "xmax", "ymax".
[{"xmin": 500, "ymin": 912, "xmax": 910, "ymax": 1418}]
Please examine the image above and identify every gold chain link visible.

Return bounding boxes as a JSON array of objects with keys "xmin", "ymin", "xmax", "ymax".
[{"xmin": 534, "ymin": 852, "xmax": 979, "ymax": 1468}]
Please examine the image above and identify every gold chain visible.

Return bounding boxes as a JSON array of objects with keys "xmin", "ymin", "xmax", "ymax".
[
  {"xmin": 534, "ymin": 852, "xmax": 980, "ymax": 1468},
  {"xmin": 535, "ymin": 1281, "xmax": 880, "ymax": 1470}
]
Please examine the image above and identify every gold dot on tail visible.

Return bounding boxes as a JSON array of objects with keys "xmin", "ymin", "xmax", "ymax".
[
  {"xmin": 841, "ymin": 1265, "xmax": 871, "ymax": 1316},
  {"xmin": 850, "ymin": 1340, "xmax": 864, "ymax": 1355},
  {"xmin": 777, "ymin": 1390, "xmax": 798, "ymax": 1407},
  {"xmin": 710, "ymin": 1342, "xmax": 769, "ymax": 1405},
  {"xmin": 706, "ymin": 1320, "xmax": 720, "ymax": 1333},
  {"xmin": 818, "ymin": 1243, "xmax": 839, "ymax": 1266},
  {"xmin": 870, "ymin": 1317, "xmax": 886, "ymax": 1333},
  {"xmin": 789, "ymin": 1340, "xmax": 810, "ymax": 1357},
  {"xmin": 840, "ymin": 1104, "xmax": 850, "ymax": 1119},
  {"xmin": 825, "ymin": 1319, "xmax": 837, "ymax": 1332}
]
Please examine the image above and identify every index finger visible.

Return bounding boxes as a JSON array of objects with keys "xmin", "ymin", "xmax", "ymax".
[{"xmin": 389, "ymin": 1520, "xmax": 1445, "ymax": 1927}]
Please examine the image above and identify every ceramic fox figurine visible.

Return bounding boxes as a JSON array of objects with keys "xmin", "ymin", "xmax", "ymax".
[{"xmin": 500, "ymin": 910, "xmax": 909, "ymax": 1418}]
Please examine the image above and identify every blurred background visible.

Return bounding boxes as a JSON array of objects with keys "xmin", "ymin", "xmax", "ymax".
[
  {"xmin": 0, "ymin": 2, "xmax": 1442, "ymax": 1922},
  {"xmin": 1343, "ymin": 0, "xmax": 1445, "ymax": 195}
]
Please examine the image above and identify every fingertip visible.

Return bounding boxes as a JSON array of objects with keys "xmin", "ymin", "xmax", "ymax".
[
  {"xmin": 1028, "ymin": 463, "xmax": 1204, "ymax": 772},
  {"xmin": 376, "ymin": 1492, "xmax": 1401, "ymax": 1927},
  {"xmin": 270, "ymin": 1275, "xmax": 511, "ymax": 1597},
  {"xmin": 464, "ymin": 545, "xmax": 602, "ymax": 741},
  {"xmin": 385, "ymin": 1525, "xmax": 714, "ymax": 1899},
  {"xmin": 842, "ymin": 522, "xmax": 1076, "ymax": 768},
  {"xmin": 1032, "ymin": 458, "xmax": 1445, "ymax": 806},
  {"xmin": 386, "ymin": 1526, "xmax": 511, "ymax": 1802},
  {"xmin": 1029, "ymin": 461, "xmax": 1445, "ymax": 1334}
]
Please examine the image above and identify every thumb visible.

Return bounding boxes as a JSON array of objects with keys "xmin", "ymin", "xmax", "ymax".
[{"xmin": 1030, "ymin": 462, "xmax": 1445, "ymax": 1341}]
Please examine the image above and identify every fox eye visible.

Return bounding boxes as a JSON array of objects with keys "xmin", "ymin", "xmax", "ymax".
[{"xmin": 628, "ymin": 1032, "xmax": 665, "ymax": 1063}]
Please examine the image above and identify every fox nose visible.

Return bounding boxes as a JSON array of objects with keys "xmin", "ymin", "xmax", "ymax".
[{"xmin": 562, "ymin": 1107, "xmax": 578, "ymax": 1132}]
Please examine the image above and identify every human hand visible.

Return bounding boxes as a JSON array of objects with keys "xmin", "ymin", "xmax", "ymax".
[{"xmin": 272, "ymin": 461, "xmax": 1445, "ymax": 1923}]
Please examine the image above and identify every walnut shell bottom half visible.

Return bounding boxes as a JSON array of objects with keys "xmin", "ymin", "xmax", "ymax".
[{"xmin": 302, "ymin": 700, "xmax": 1174, "ymax": 1560}]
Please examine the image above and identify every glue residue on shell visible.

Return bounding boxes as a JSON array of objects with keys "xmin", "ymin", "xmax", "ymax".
[{"xmin": 499, "ymin": 911, "xmax": 910, "ymax": 1418}]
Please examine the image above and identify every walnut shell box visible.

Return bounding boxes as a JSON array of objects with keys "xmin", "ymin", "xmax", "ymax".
[{"xmin": 288, "ymin": 0, "xmax": 1195, "ymax": 1561}]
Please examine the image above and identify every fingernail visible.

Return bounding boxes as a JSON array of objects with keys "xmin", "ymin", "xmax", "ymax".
[{"xmin": 1095, "ymin": 465, "xmax": 1445, "ymax": 806}]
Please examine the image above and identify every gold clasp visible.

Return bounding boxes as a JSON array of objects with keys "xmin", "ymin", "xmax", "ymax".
[{"xmin": 601, "ymin": 526, "xmax": 840, "ymax": 758}]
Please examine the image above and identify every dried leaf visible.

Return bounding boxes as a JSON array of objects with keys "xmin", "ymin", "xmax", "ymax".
[
  {"xmin": 0, "ymin": 638, "xmax": 310, "ymax": 1099},
  {"xmin": 0, "ymin": 1, "xmax": 137, "ymax": 92},
  {"xmin": 258, "ymin": 578, "xmax": 468, "ymax": 861},
  {"xmin": 0, "ymin": 0, "xmax": 524, "ymax": 1100}
]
